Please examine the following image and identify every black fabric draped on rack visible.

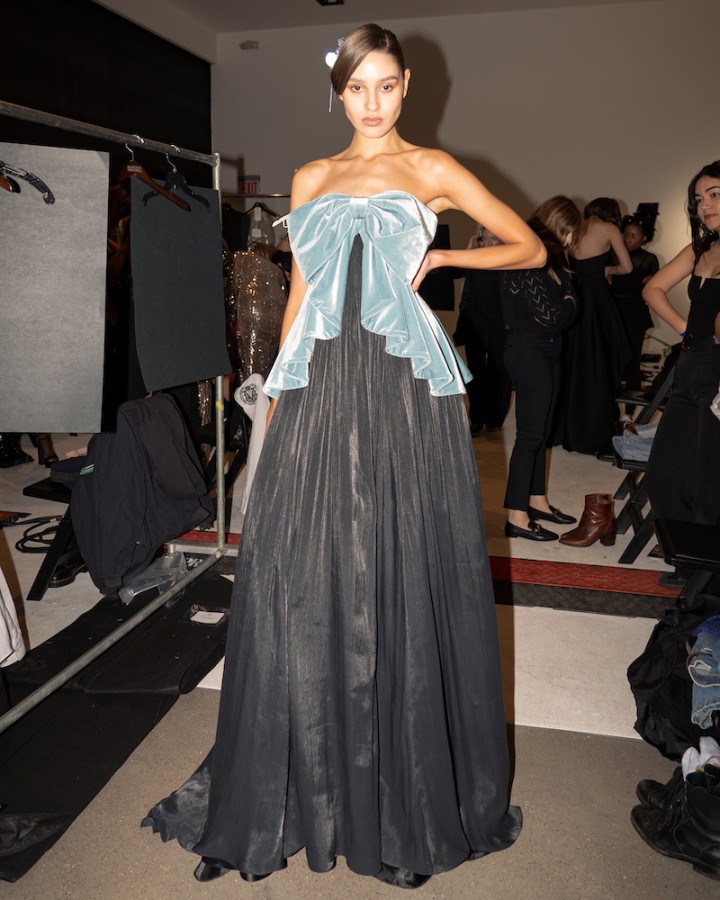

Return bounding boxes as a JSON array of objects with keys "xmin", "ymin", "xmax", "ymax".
[{"xmin": 130, "ymin": 179, "xmax": 230, "ymax": 392}]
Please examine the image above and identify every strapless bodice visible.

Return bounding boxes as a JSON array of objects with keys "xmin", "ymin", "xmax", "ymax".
[
  {"xmin": 571, "ymin": 251, "xmax": 611, "ymax": 278},
  {"xmin": 264, "ymin": 192, "xmax": 470, "ymax": 398}
]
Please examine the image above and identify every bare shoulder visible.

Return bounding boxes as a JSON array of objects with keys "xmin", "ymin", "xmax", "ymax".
[
  {"xmin": 291, "ymin": 159, "xmax": 332, "ymax": 207},
  {"xmin": 410, "ymin": 147, "xmax": 461, "ymax": 180},
  {"xmin": 597, "ymin": 219, "xmax": 620, "ymax": 236},
  {"xmin": 405, "ymin": 148, "xmax": 479, "ymax": 208}
]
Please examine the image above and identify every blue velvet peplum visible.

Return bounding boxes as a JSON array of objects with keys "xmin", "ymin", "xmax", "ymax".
[{"xmin": 265, "ymin": 191, "xmax": 471, "ymax": 398}]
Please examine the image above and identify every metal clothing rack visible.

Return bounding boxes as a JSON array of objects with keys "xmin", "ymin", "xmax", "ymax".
[
  {"xmin": 223, "ymin": 192, "xmax": 290, "ymax": 199},
  {"xmin": 0, "ymin": 99, "xmax": 229, "ymax": 735}
]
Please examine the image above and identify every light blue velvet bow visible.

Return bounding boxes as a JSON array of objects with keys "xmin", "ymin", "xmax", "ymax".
[{"xmin": 264, "ymin": 191, "xmax": 471, "ymax": 398}]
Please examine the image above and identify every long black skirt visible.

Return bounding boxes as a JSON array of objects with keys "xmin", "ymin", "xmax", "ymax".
[{"xmin": 143, "ymin": 237, "xmax": 521, "ymax": 878}]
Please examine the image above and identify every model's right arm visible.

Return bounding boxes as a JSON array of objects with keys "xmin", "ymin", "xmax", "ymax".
[{"xmin": 642, "ymin": 243, "xmax": 695, "ymax": 336}]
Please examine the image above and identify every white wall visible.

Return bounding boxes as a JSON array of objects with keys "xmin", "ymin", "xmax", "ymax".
[{"xmin": 212, "ymin": 0, "xmax": 719, "ymax": 338}]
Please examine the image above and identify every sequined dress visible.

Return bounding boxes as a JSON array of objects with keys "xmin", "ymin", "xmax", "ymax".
[{"xmin": 143, "ymin": 191, "xmax": 521, "ymax": 880}]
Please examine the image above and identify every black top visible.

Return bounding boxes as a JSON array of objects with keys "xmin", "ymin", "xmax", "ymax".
[
  {"xmin": 686, "ymin": 273, "xmax": 720, "ymax": 338},
  {"xmin": 611, "ymin": 248, "xmax": 659, "ymax": 303},
  {"xmin": 501, "ymin": 266, "xmax": 577, "ymax": 335}
]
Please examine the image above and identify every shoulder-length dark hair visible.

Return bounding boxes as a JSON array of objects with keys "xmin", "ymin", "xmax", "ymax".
[
  {"xmin": 583, "ymin": 197, "xmax": 621, "ymax": 227},
  {"xmin": 527, "ymin": 196, "xmax": 582, "ymax": 271},
  {"xmin": 330, "ymin": 24, "xmax": 405, "ymax": 96},
  {"xmin": 687, "ymin": 160, "xmax": 720, "ymax": 259}
]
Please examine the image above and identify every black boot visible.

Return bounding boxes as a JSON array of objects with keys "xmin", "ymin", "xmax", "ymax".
[
  {"xmin": 636, "ymin": 766, "xmax": 684, "ymax": 809},
  {"xmin": 0, "ymin": 433, "xmax": 33, "ymax": 468},
  {"xmin": 631, "ymin": 765, "xmax": 720, "ymax": 880}
]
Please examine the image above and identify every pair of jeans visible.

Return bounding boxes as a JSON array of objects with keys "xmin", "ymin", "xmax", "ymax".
[
  {"xmin": 611, "ymin": 423, "xmax": 657, "ymax": 462},
  {"xmin": 503, "ymin": 331, "xmax": 561, "ymax": 510},
  {"xmin": 689, "ymin": 617, "xmax": 720, "ymax": 729}
]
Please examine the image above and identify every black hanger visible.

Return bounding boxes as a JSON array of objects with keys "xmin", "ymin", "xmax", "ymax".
[
  {"xmin": 143, "ymin": 151, "xmax": 210, "ymax": 210},
  {"xmin": 118, "ymin": 142, "xmax": 190, "ymax": 213},
  {"xmin": 244, "ymin": 200, "xmax": 278, "ymax": 217},
  {"xmin": 0, "ymin": 161, "xmax": 54, "ymax": 203}
]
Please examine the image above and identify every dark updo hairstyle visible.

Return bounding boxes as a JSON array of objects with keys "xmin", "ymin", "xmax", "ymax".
[
  {"xmin": 620, "ymin": 214, "xmax": 656, "ymax": 244},
  {"xmin": 527, "ymin": 195, "xmax": 582, "ymax": 272},
  {"xmin": 686, "ymin": 160, "xmax": 720, "ymax": 259},
  {"xmin": 583, "ymin": 197, "xmax": 621, "ymax": 228},
  {"xmin": 330, "ymin": 23, "xmax": 405, "ymax": 96}
]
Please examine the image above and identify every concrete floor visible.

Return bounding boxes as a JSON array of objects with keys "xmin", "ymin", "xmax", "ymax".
[
  {"xmin": 0, "ymin": 419, "xmax": 702, "ymax": 898},
  {"xmin": 3, "ymin": 690, "xmax": 701, "ymax": 900}
]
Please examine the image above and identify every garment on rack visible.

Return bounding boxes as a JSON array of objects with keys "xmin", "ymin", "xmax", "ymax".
[
  {"xmin": 0, "ymin": 143, "xmax": 108, "ymax": 432},
  {"xmin": 143, "ymin": 192, "xmax": 519, "ymax": 880},
  {"xmin": 130, "ymin": 180, "xmax": 230, "ymax": 392},
  {"xmin": 221, "ymin": 203, "xmax": 249, "ymax": 251},
  {"xmin": 232, "ymin": 250, "xmax": 288, "ymax": 382},
  {"xmin": 234, "ymin": 373, "xmax": 269, "ymax": 514},
  {"xmin": 246, "ymin": 204, "xmax": 276, "ymax": 248}
]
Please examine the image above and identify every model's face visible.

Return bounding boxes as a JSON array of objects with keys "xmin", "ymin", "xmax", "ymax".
[
  {"xmin": 694, "ymin": 175, "xmax": 720, "ymax": 232},
  {"xmin": 623, "ymin": 224, "xmax": 646, "ymax": 252},
  {"xmin": 339, "ymin": 51, "xmax": 409, "ymax": 138}
]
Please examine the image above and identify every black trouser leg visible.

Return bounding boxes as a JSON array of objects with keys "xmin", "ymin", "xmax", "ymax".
[{"xmin": 504, "ymin": 334, "xmax": 561, "ymax": 510}]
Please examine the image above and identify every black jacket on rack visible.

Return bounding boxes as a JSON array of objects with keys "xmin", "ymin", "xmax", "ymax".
[{"xmin": 71, "ymin": 393, "xmax": 213, "ymax": 595}]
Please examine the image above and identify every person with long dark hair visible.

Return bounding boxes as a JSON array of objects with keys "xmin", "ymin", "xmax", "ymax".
[
  {"xmin": 553, "ymin": 197, "xmax": 634, "ymax": 454},
  {"xmin": 644, "ymin": 160, "xmax": 720, "ymax": 585},
  {"xmin": 503, "ymin": 195, "xmax": 581, "ymax": 541},
  {"xmin": 143, "ymin": 23, "xmax": 545, "ymax": 890}
]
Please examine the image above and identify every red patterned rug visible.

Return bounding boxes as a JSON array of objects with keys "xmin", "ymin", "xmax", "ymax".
[{"xmin": 178, "ymin": 530, "xmax": 675, "ymax": 599}]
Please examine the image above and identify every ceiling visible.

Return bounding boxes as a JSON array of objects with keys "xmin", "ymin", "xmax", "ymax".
[{"xmin": 108, "ymin": 0, "xmax": 653, "ymax": 34}]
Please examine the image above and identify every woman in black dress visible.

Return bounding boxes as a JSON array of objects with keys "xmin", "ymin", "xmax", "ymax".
[
  {"xmin": 645, "ymin": 161, "xmax": 720, "ymax": 581},
  {"xmin": 143, "ymin": 23, "xmax": 545, "ymax": 890},
  {"xmin": 553, "ymin": 198, "xmax": 633, "ymax": 454}
]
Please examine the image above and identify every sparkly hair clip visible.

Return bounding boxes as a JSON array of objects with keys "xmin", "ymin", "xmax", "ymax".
[
  {"xmin": 324, "ymin": 35, "xmax": 344, "ymax": 69},
  {"xmin": 325, "ymin": 36, "xmax": 344, "ymax": 112}
]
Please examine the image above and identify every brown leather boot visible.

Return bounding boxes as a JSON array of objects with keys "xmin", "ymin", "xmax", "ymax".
[{"xmin": 558, "ymin": 493, "xmax": 616, "ymax": 547}]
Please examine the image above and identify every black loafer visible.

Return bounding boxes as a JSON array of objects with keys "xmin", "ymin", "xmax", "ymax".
[
  {"xmin": 504, "ymin": 520, "xmax": 558, "ymax": 542},
  {"xmin": 527, "ymin": 505, "xmax": 577, "ymax": 525}
]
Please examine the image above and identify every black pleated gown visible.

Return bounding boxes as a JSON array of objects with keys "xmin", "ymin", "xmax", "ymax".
[{"xmin": 144, "ymin": 222, "xmax": 521, "ymax": 881}]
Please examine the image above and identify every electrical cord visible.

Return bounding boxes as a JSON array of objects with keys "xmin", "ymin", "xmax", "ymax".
[{"xmin": 6, "ymin": 516, "xmax": 63, "ymax": 554}]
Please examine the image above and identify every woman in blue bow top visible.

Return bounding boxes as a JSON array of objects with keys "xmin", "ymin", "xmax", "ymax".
[{"xmin": 144, "ymin": 22, "xmax": 544, "ymax": 891}]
